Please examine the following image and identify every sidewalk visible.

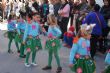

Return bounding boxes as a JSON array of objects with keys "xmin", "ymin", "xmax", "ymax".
[{"xmin": 0, "ymin": 20, "xmax": 7, "ymax": 30}]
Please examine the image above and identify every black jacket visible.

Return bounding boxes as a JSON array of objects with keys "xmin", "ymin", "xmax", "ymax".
[{"xmin": 100, "ymin": 5, "xmax": 110, "ymax": 22}]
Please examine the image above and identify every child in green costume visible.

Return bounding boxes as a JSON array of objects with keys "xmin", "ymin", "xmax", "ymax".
[{"xmin": 42, "ymin": 14, "xmax": 62, "ymax": 73}]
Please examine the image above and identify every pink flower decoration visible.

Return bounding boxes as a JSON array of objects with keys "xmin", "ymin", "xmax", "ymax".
[
  {"xmin": 27, "ymin": 48, "xmax": 31, "ymax": 52},
  {"xmin": 40, "ymin": 24, "xmax": 44, "ymax": 27},
  {"xmin": 77, "ymin": 67, "xmax": 82, "ymax": 73},
  {"xmin": 75, "ymin": 54, "xmax": 80, "ymax": 59},
  {"xmin": 32, "ymin": 25, "xmax": 36, "ymax": 30},
  {"xmin": 82, "ymin": 42, "xmax": 86, "ymax": 48},
  {"xmin": 108, "ymin": 49, "xmax": 110, "ymax": 53},
  {"xmin": 87, "ymin": 47, "xmax": 90, "ymax": 51},
  {"xmin": 48, "ymin": 33, "xmax": 53, "ymax": 38}
]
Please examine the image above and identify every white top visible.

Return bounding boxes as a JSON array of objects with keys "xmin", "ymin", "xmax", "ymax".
[{"xmin": 49, "ymin": 4, "xmax": 54, "ymax": 14}]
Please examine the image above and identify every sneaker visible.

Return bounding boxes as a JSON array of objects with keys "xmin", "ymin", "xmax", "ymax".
[
  {"xmin": 8, "ymin": 49, "xmax": 13, "ymax": 53},
  {"xmin": 67, "ymin": 45, "xmax": 72, "ymax": 49},
  {"xmin": 17, "ymin": 50, "xmax": 20, "ymax": 53},
  {"xmin": 25, "ymin": 63, "xmax": 30, "ymax": 67},
  {"xmin": 42, "ymin": 66, "xmax": 52, "ymax": 70},
  {"xmin": 31, "ymin": 62, "xmax": 38, "ymax": 66},
  {"xmin": 19, "ymin": 55, "xmax": 26, "ymax": 58},
  {"xmin": 63, "ymin": 44, "xmax": 68, "ymax": 47},
  {"xmin": 56, "ymin": 67, "xmax": 62, "ymax": 73}
]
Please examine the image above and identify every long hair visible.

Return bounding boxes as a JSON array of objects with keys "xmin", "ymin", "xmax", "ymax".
[{"xmin": 47, "ymin": 14, "xmax": 57, "ymax": 25}]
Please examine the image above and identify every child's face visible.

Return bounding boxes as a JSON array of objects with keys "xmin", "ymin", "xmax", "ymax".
[
  {"xmin": 17, "ymin": 18, "xmax": 20, "ymax": 22},
  {"xmin": 26, "ymin": 16, "xmax": 31, "ymax": 22},
  {"xmin": 86, "ymin": 34, "xmax": 91, "ymax": 40},
  {"xmin": 33, "ymin": 15, "xmax": 40, "ymax": 22}
]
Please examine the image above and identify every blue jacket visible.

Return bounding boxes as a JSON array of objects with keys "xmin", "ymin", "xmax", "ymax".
[
  {"xmin": 47, "ymin": 26, "xmax": 62, "ymax": 38},
  {"xmin": 69, "ymin": 37, "xmax": 90, "ymax": 64},
  {"xmin": 23, "ymin": 21, "xmax": 41, "ymax": 42},
  {"xmin": 17, "ymin": 20, "xmax": 26, "ymax": 35},
  {"xmin": 83, "ymin": 11, "xmax": 107, "ymax": 36},
  {"xmin": 7, "ymin": 20, "xmax": 16, "ymax": 31}
]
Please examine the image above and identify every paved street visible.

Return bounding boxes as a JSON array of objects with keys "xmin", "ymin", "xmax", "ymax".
[{"xmin": 0, "ymin": 23, "xmax": 106, "ymax": 73}]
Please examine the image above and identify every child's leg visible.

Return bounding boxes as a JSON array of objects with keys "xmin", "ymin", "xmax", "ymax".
[
  {"xmin": 48, "ymin": 51, "xmax": 53, "ymax": 67},
  {"xmin": 14, "ymin": 40, "xmax": 20, "ymax": 52},
  {"xmin": 54, "ymin": 50, "xmax": 62, "ymax": 73},
  {"xmin": 67, "ymin": 37, "xmax": 73, "ymax": 47},
  {"xmin": 42, "ymin": 50, "xmax": 53, "ymax": 70},
  {"xmin": 25, "ymin": 51, "xmax": 31, "ymax": 64},
  {"xmin": 19, "ymin": 43, "xmax": 25, "ymax": 58},
  {"xmin": 54, "ymin": 51, "xmax": 61, "ymax": 67},
  {"xmin": 32, "ymin": 49, "xmax": 37, "ymax": 63},
  {"xmin": 8, "ymin": 39, "xmax": 13, "ymax": 52},
  {"xmin": 63, "ymin": 35, "xmax": 67, "ymax": 43},
  {"xmin": 63, "ymin": 35, "xmax": 68, "ymax": 46}
]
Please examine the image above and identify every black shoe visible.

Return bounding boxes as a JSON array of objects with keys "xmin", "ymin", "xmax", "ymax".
[
  {"xmin": 19, "ymin": 55, "xmax": 26, "ymax": 58},
  {"xmin": 17, "ymin": 50, "xmax": 20, "ymax": 53},
  {"xmin": 42, "ymin": 66, "xmax": 52, "ymax": 70},
  {"xmin": 8, "ymin": 49, "xmax": 13, "ymax": 53},
  {"xmin": 56, "ymin": 67, "xmax": 62, "ymax": 73}
]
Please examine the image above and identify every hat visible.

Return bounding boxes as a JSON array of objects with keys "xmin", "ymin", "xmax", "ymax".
[
  {"xmin": 69, "ymin": 26, "xmax": 74, "ymax": 32},
  {"xmin": 80, "ymin": 24, "xmax": 96, "ymax": 35}
]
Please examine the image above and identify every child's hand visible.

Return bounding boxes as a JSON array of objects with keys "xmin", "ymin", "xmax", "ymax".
[
  {"xmin": 22, "ymin": 41, "xmax": 25, "ymax": 45},
  {"xmin": 68, "ymin": 30, "xmax": 73, "ymax": 34},
  {"xmin": 19, "ymin": 35, "xmax": 22, "ymax": 38},
  {"xmin": 52, "ymin": 42, "xmax": 55, "ymax": 47},
  {"xmin": 77, "ymin": 68, "xmax": 82, "ymax": 73},
  {"xmin": 36, "ymin": 47, "xmax": 38, "ymax": 50},
  {"xmin": 42, "ymin": 27, "xmax": 46, "ymax": 32},
  {"xmin": 69, "ymin": 64, "xmax": 74, "ymax": 68},
  {"xmin": 40, "ymin": 24, "xmax": 44, "ymax": 27}
]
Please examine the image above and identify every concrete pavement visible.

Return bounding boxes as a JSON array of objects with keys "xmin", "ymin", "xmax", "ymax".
[{"xmin": 0, "ymin": 30, "xmax": 106, "ymax": 73}]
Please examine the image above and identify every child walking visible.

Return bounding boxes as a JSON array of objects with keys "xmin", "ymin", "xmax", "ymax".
[
  {"xmin": 22, "ymin": 13, "xmax": 42, "ymax": 67},
  {"xmin": 42, "ymin": 14, "xmax": 62, "ymax": 73},
  {"xmin": 7, "ymin": 14, "xmax": 19, "ymax": 53},
  {"xmin": 69, "ymin": 24, "xmax": 96, "ymax": 73},
  {"xmin": 15, "ymin": 15, "xmax": 26, "ymax": 58}
]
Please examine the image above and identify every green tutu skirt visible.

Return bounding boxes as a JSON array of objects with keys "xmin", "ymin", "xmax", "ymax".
[
  {"xmin": 103, "ymin": 65, "xmax": 110, "ymax": 73},
  {"xmin": 15, "ymin": 32, "xmax": 24, "ymax": 43},
  {"xmin": 15, "ymin": 34, "xmax": 22, "ymax": 43},
  {"xmin": 7, "ymin": 31, "xmax": 17, "ymax": 39},
  {"xmin": 71, "ymin": 58, "xmax": 96, "ymax": 73},
  {"xmin": 45, "ymin": 38, "xmax": 61, "ymax": 52},
  {"xmin": 26, "ymin": 37, "xmax": 42, "ymax": 51}
]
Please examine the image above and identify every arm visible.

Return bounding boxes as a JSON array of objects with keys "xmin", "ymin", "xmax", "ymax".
[
  {"xmin": 16, "ymin": 23, "xmax": 21, "ymax": 35},
  {"xmin": 53, "ymin": 27, "xmax": 62, "ymax": 38},
  {"xmin": 101, "ymin": 15, "xmax": 107, "ymax": 28},
  {"xmin": 62, "ymin": 4, "xmax": 70, "ymax": 15},
  {"xmin": 7, "ymin": 23, "xmax": 10, "ymax": 31},
  {"xmin": 69, "ymin": 43, "xmax": 78, "ymax": 64},
  {"xmin": 23, "ymin": 24, "xmax": 28, "ymax": 42}
]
